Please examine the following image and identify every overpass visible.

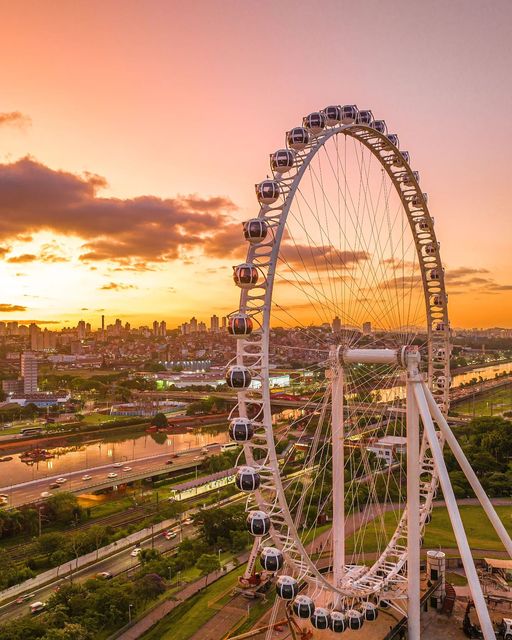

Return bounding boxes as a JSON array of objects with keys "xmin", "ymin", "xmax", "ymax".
[
  {"xmin": 0, "ymin": 446, "xmax": 220, "ymax": 508},
  {"xmin": 137, "ymin": 373, "xmax": 512, "ymax": 411}
]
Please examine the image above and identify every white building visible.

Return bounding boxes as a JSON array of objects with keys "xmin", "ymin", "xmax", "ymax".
[
  {"xmin": 20, "ymin": 351, "xmax": 38, "ymax": 394},
  {"xmin": 367, "ymin": 435, "xmax": 407, "ymax": 466}
]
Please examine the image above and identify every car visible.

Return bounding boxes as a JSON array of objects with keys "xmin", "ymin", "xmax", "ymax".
[
  {"xmin": 122, "ymin": 466, "xmax": 132, "ymax": 472},
  {"xmin": 170, "ymin": 453, "xmax": 179, "ymax": 458},
  {"xmin": 183, "ymin": 517, "xmax": 193, "ymax": 525},
  {"xmin": 15, "ymin": 593, "xmax": 35, "ymax": 604},
  {"xmin": 40, "ymin": 492, "xmax": 52, "ymax": 498},
  {"xmin": 130, "ymin": 547, "xmax": 141, "ymax": 557},
  {"xmin": 95, "ymin": 571, "xmax": 113, "ymax": 580},
  {"xmin": 201, "ymin": 447, "xmax": 209, "ymax": 454},
  {"xmin": 0, "ymin": 496, "xmax": 8, "ymax": 505},
  {"xmin": 55, "ymin": 477, "xmax": 67, "ymax": 484},
  {"xmin": 165, "ymin": 460, "xmax": 174, "ymax": 465},
  {"xmin": 164, "ymin": 530, "xmax": 177, "ymax": 540},
  {"xmin": 0, "ymin": 493, "xmax": 9, "ymax": 500},
  {"xmin": 107, "ymin": 472, "xmax": 118, "ymax": 479},
  {"xmin": 30, "ymin": 601, "xmax": 46, "ymax": 614},
  {"xmin": 82, "ymin": 474, "xmax": 92, "ymax": 481},
  {"xmin": 112, "ymin": 462, "xmax": 123, "ymax": 468},
  {"xmin": 193, "ymin": 456, "xmax": 203, "ymax": 462},
  {"xmin": 49, "ymin": 482, "xmax": 60, "ymax": 489}
]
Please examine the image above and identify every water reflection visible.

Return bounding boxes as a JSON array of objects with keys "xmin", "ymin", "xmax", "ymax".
[{"xmin": 1, "ymin": 428, "xmax": 229, "ymax": 486}]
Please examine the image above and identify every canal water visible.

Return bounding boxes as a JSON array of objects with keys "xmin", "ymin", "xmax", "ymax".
[
  {"xmin": 1, "ymin": 362, "xmax": 510, "ymax": 487},
  {"xmin": 0, "ymin": 426, "xmax": 229, "ymax": 486},
  {"xmin": 377, "ymin": 361, "xmax": 512, "ymax": 403}
]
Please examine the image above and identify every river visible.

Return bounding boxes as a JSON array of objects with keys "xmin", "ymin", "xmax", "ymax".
[
  {"xmin": 1, "ymin": 361, "xmax": 510, "ymax": 487},
  {"xmin": 0, "ymin": 426, "xmax": 229, "ymax": 487}
]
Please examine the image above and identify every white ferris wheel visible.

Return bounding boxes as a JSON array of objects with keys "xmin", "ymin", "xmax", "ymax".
[{"xmin": 224, "ymin": 105, "xmax": 511, "ymax": 639}]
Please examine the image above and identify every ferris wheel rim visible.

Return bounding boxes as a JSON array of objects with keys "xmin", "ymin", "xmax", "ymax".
[{"xmin": 231, "ymin": 114, "xmax": 450, "ymax": 603}]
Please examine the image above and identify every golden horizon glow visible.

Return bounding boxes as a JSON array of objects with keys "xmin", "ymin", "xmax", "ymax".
[{"xmin": 0, "ymin": 1, "xmax": 511, "ymax": 329}]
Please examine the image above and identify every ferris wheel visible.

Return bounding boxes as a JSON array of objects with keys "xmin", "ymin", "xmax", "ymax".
[{"xmin": 224, "ymin": 105, "xmax": 511, "ymax": 639}]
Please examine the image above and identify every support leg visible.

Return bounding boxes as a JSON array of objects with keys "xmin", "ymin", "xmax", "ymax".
[
  {"xmin": 422, "ymin": 381, "xmax": 512, "ymax": 558},
  {"xmin": 413, "ymin": 384, "xmax": 496, "ymax": 640},
  {"xmin": 407, "ymin": 369, "xmax": 421, "ymax": 640},
  {"xmin": 331, "ymin": 355, "xmax": 345, "ymax": 593}
]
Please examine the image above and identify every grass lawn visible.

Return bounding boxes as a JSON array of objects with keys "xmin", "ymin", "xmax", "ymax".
[
  {"xmin": 455, "ymin": 385, "xmax": 512, "ymax": 416},
  {"xmin": 142, "ymin": 565, "xmax": 247, "ymax": 640},
  {"xmin": 446, "ymin": 571, "xmax": 468, "ymax": 586},
  {"xmin": 345, "ymin": 505, "xmax": 512, "ymax": 555},
  {"xmin": 82, "ymin": 413, "xmax": 120, "ymax": 425},
  {"xmin": 51, "ymin": 368, "xmax": 120, "ymax": 378}
]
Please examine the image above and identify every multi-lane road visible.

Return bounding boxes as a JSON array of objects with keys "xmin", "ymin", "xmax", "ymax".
[
  {"xmin": 0, "ymin": 519, "xmax": 196, "ymax": 623},
  {"xmin": 0, "ymin": 444, "xmax": 223, "ymax": 508}
]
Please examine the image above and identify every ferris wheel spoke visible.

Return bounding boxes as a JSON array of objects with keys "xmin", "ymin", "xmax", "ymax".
[{"xmin": 227, "ymin": 106, "xmax": 451, "ymax": 620}]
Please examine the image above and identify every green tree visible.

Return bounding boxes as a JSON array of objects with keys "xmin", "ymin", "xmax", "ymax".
[
  {"xmin": 195, "ymin": 553, "xmax": 220, "ymax": 586},
  {"xmin": 135, "ymin": 573, "xmax": 166, "ymax": 603},
  {"xmin": 46, "ymin": 493, "xmax": 82, "ymax": 525},
  {"xmin": 139, "ymin": 548, "xmax": 162, "ymax": 565},
  {"xmin": 38, "ymin": 532, "xmax": 66, "ymax": 558},
  {"xmin": 41, "ymin": 623, "xmax": 93, "ymax": 640},
  {"xmin": 151, "ymin": 413, "xmax": 168, "ymax": 428}
]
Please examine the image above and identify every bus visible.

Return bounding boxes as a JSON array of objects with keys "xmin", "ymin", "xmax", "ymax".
[
  {"xmin": 221, "ymin": 443, "xmax": 240, "ymax": 453},
  {"xmin": 20, "ymin": 427, "xmax": 44, "ymax": 437}
]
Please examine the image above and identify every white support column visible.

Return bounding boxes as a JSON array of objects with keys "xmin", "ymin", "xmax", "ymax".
[
  {"xmin": 406, "ymin": 353, "xmax": 421, "ymax": 640},
  {"xmin": 413, "ymin": 383, "xmax": 496, "ymax": 640},
  {"xmin": 331, "ymin": 349, "xmax": 345, "ymax": 594},
  {"xmin": 422, "ymin": 381, "xmax": 512, "ymax": 558}
]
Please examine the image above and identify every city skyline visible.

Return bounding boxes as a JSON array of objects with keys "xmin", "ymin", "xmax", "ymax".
[{"xmin": 1, "ymin": 1, "xmax": 512, "ymax": 328}]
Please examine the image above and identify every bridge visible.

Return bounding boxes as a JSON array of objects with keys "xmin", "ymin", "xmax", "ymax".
[
  {"xmin": 0, "ymin": 446, "xmax": 220, "ymax": 508},
  {"xmin": 136, "ymin": 372, "xmax": 512, "ymax": 411}
]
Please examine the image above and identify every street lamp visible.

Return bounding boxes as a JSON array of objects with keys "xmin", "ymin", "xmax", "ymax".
[
  {"xmin": 218, "ymin": 548, "xmax": 222, "ymax": 567},
  {"xmin": 128, "ymin": 603, "xmax": 133, "ymax": 623}
]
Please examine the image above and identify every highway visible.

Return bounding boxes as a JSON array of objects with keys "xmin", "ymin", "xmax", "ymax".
[
  {"xmin": 0, "ymin": 520, "xmax": 197, "ymax": 623},
  {"xmin": 0, "ymin": 444, "xmax": 223, "ymax": 508}
]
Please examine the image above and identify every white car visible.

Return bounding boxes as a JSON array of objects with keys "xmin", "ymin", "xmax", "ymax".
[
  {"xmin": 130, "ymin": 547, "xmax": 141, "ymax": 557},
  {"xmin": 30, "ymin": 601, "xmax": 46, "ymax": 614},
  {"xmin": 82, "ymin": 475, "xmax": 92, "ymax": 481},
  {"xmin": 112, "ymin": 462, "xmax": 123, "ymax": 468},
  {"xmin": 55, "ymin": 478, "xmax": 67, "ymax": 485},
  {"xmin": 107, "ymin": 472, "xmax": 118, "ymax": 479},
  {"xmin": 122, "ymin": 466, "xmax": 132, "ymax": 472},
  {"xmin": 164, "ymin": 530, "xmax": 177, "ymax": 540},
  {"xmin": 40, "ymin": 492, "xmax": 52, "ymax": 498}
]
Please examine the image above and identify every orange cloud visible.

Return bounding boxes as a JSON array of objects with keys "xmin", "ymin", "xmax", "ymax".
[
  {"xmin": 99, "ymin": 282, "xmax": 137, "ymax": 291},
  {"xmin": 0, "ymin": 303, "xmax": 27, "ymax": 312},
  {"xmin": 7, "ymin": 253, "xmax": 37, "ymax": 263},
  {"xmin": 0, "ymin": 157, "xmax": 238, "ymax": 268},
  {"xmin": 0, "ymin": 111, "xmax": 31, "ymax": 129}
]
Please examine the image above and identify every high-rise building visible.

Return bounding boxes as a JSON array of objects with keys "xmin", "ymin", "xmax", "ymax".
[
  {"xmin": 160, "ymin": 320, "xmax": 167, "ymax": 336},
  {"xmin": 153, "ymin": 320, "xmax": 159, "ymax": 336},
  {"xmin": 77, "ymin": 320, "xmax": 86, "ymax": 340},
  {"xmin": 210, "ymin": 315, "xmax": 219, "ymax": 332},
  {"xmin": 86, "ymin": 322, "xmax": 91, "ymax": 334},
  {"xmin": 114, "ymin": 319, "xmax": 122, "ymax": 336},
  {"xmin": 29, "ymin": 323, "xmax": 40, "ymax": 350},
  {"xmin": 362, "ymin": 322, "xmax": 372, "ymax": 335},
  {"xmin": 189, "ymin": 317, "xmax": 198, "ymax": 333},
  {"xmin": 332, "ymin": 316, "xmax": 341, "ymax": 333},
  {"xmin": 20, "ymin": 351, "xmax": 38, "ymax": 394},
  {"xmin": 198, "ymin": 321, "xmax": 207, "ymax": 333},
  {"xmin": 221, "ymin": 316, "xmax": 227, "ymax": 330}
]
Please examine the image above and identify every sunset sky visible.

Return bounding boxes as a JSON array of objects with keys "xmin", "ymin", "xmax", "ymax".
[{"xmin": 0, "ymin": 0, "xmax": 511, "ymax": 329}]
